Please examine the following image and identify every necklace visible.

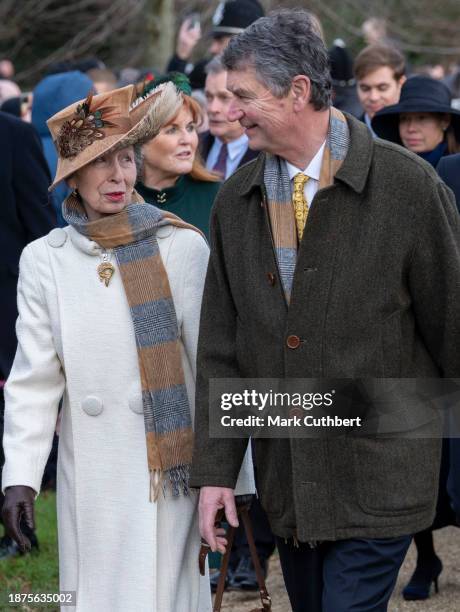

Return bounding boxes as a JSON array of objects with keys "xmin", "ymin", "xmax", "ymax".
[{"xmin": 97, "ymin": 248, "xmax": 115, "ymax": 287}]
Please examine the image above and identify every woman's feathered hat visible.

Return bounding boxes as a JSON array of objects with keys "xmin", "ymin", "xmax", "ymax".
[{"xmin": 47, "ymin": 82, "xmax": 182, "ymax": 189}]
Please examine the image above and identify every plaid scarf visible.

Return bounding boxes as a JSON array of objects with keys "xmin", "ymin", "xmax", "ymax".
[
  {"xmin": 264, "ymin": 107, "xmax": 350, "ymax": 302},
  {"xmin": 63, "ymin": 192, "xmax": 202, "ymax": 500}
]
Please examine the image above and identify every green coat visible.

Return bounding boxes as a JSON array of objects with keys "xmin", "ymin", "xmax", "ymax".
[
  {"xmin": 135, "ymin": 174, "xmax": 220, "ymax": 239},
  {"xmin": 190, "ymin": 114, "xmax": 460, "ymax": 541}
]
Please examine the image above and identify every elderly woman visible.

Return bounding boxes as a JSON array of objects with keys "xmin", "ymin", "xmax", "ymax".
[
  {"xmin": 373, "ymin": 75, "xmax": 460, "ymax": 602},
  {"xmin": 0, "ymin": 83, "xmax": 254, "ymax": 611},
  {"xmin": 135, "ymin": 74, "xmax": 220, "ymax": 238},
  {"xmin": 372, "ymin": 75, "xmax": 460, "ymax": 167}
]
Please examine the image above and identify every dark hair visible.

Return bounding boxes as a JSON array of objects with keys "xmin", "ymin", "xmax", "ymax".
[
  {"xmin": 354, "ymin": 44, "xmax": 406, "ymax": 81},
  {"xmin": 205, "ymin": 56, "xmax": 226, "ymax": 76},
  {"xmin": 222, "ymin": 8, "xmax": 331, "ymax": 110}
]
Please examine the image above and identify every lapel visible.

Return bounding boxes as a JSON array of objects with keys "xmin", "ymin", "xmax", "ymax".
[
  {"xmin": 238, "ymin": 146, "xmax": 259, "ymax": 169},
  {"xmin": 236, "ymin": 113, "xmax": 374, "ymax": 321},
  {"xmin": 198, "ymin": 131, "xmax": 214, "ymax": 161}
]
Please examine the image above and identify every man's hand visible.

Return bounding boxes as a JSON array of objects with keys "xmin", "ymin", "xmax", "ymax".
[
  {"xmin": 199, "ymin": 486, "xmax": 238, "ymax": 554},
  {"xmin": 2, "ymin": 485, "xmax": 36, "ymax": 552},
  {"xmin": 176, "ymin": 17, "xmax": 201, "ymax": 61}
]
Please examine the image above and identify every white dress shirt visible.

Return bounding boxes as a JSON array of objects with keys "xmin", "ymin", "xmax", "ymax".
[
  {"xmin": 364, "ymin": 113, "xmax": 377, "ymax": 138},
  {"xmin": 205, "ymin": 133, "xmax": 249, "ymax": 179},
  {"xmin": 285, "ymin": 140, "xmax": 326, "ymax": 205}
]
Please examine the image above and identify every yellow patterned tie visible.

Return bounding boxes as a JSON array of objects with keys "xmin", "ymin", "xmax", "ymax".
[{"xmin": 292, "ymin": 172, "xmax": 309, "ymax": 242}]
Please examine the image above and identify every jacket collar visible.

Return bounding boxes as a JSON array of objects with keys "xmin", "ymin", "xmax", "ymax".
[{"xmin": 239, "ymin": 111, "xmax": 373, "ymax": 197}]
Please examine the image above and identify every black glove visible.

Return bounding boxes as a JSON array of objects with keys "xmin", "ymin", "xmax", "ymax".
[{"xmin": 2, "ymin": 485, "xmax": 36, "ymax": 552}]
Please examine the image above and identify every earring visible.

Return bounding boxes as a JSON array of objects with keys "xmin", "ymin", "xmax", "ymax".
[{"xmin": 72, "ymin": 188, "xmax": 79, "ymax": 198}]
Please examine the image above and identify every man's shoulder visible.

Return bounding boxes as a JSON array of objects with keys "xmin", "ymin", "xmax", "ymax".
[
  {"xmin": 221, "ymin": 155, "xmax": 262, "ymax": 189},
  {"xmin": 0, "ymin": 111, "xmax": 37, "ymax": 140},
  {"xmin": 213, "ymin": 156, "xmax": 262, "ymax": 210},
  {"xmin": 437, "ymin": 153, "xmax": 460, "ymax": 175},
  {"xmin": 372, "ymin": 136, "xmax": 442, "ymax": 185}
]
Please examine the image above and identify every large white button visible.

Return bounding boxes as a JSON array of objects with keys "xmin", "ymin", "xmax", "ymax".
[
  {"xmin": 156, "ymin": 226, "xmax": 173, "ymax": 239},
  {"xmin": 129, "ymin": 388, "xmax": 144, "ymax": 414},
  {"xmin": 81, "ymin": 395, "xmax": 103, "ymax": 416},
  {"xmin": 47, "ymin": 228, "xmax": 67, "ymax": 248}
]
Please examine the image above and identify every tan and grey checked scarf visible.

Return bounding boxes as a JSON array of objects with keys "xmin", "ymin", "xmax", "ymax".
[
  {"xmin": 264, "ymin": 107, "xmax": 350, "ymax": 302},
  {"xmin": 63, "ymin": 192, "xmax": 202, "ymax": 500}
]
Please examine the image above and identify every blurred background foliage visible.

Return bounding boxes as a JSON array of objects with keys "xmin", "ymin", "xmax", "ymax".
[{"xmin": 2, "ymin": 0, "xmax": 460, "ymax": 87}]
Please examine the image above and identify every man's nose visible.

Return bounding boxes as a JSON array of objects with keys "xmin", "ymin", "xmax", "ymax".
[
  {"xmin": 207, "ymin": 98, "xmax": 220, "ymax": 114},
  {"xmin": 368, "ymin": 89, "xmax": 380, "ymax": 100},
  {"xmin": 226, "ymin": 99, "xmax": 243, "ymax": 122}
]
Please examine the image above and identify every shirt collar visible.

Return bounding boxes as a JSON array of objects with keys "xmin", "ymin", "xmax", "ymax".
[
  {"xmin": 285, "ymin": 140, "xmax": 326, "ymax": 181},
  {"xmin": 215, "ymin": 133, "xmax": 249, "ymax": 161},
  {"xmin": 364, "ymin": 113, "xmax": 377, "ymax": 137}
]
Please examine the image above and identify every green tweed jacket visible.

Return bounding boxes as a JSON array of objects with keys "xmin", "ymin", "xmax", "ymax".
[{"xmin": 190, "ymin": 114, "xmax": 460, "ymax": 541}]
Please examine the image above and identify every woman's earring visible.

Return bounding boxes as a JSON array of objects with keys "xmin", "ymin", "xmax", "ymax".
[{"xmin": 72, "ymin": 188, "xmax": 79, "ymax": 197}]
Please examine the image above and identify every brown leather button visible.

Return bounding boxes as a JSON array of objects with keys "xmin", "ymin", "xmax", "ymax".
[
  {"xmin": 286, "ymin": 335, "xmax": 301, "ymax": 349},
  {"xmin": 289, "ymin": 407, "xmax": 303, "ymax": 419},
  {"xmin": 267, "ymin": 272, "xmax": 276, "ymax": 286}
]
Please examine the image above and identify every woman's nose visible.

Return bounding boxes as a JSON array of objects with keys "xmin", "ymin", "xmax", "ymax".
[
  {"xmin": 110, "ymin": 161, "xmax": 124, "ymax": 181},
  {"xmin": 179, "ymin": 129, "xmax": 194, "ymax": 143}
]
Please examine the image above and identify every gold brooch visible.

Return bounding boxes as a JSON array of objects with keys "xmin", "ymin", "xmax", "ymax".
[{"xmin": 97, "ymin": 250, "xmax": 115, "ymax": 287}]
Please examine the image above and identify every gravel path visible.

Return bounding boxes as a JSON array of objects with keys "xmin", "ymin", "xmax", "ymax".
[{"xmin": 218, "ymin": 527, "xmax": 460, "ymax": 611}]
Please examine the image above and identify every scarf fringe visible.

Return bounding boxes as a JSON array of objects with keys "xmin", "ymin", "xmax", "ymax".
[{"xmin": 149, "ymin": 465, "xmax": 191, "ymax": 502}]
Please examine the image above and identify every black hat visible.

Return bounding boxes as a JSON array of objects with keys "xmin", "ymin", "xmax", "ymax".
[
  {"xmin": 0, "ymin": 95, "xmax": 21, "ymax": 117},
  {"xmin": 372, "ymin": 75, "xmax": 460, "ymax": 144},
  {"xmin": 329, "ymin": 40, "xmax": 355, "ymax": 87},
  {"xmin": 211, "ymin": 0, "xmax": 264, "ymax": 37}
]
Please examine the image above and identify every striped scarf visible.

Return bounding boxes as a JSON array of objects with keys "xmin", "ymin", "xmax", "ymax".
[
  {"xmin": 264, "ymin": 107, "xmax": 350, "ymax": 302},
  {"xmin": 63, "ymin": 192, "xmax": 201, "ymax": 500}
]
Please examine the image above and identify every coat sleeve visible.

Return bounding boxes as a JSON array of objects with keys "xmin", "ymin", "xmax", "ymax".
[
  {"xmin": 180, "ymin": 231, "xmax": 210, "ymax": 381},
  {"xmin": 189, "ymin": 205, "xmax": 252, "ymax": 490},
  {"xmin": 12, "ymin": 119, "xmax": 56, "ymax": 241},
  {"xmin": 408, "ymin": 177, "xmax": 460, "ymax": 376},
  {"xmin": 2, "ymin": 243, "xmax": 65, "ymax": 494}
]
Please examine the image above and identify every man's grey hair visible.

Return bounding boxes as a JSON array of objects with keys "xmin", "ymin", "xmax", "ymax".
[
  {"xmin": 205, "ymin": 55, "xmax": 226, "ymax": 76},
  {"xmin": 222, "ymin": 9, "xmax": 331, "ymax": 110}
]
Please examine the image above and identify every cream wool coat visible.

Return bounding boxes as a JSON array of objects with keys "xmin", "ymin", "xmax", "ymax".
[{"xmin": 3, "ymin": 222, "xmax": 255, "ymax": 612}]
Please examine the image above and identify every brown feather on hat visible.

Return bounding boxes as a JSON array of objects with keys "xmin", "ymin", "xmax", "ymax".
[{"xmin": 47, "ymin": 82, "xmax": 182, "ymax": 190}]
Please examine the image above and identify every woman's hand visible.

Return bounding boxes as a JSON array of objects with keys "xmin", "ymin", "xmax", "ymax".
[
  {"xmin": 176, "ymin": 17, "xmax": 201, "ymax": 60},
  {"xmin": 2, "ymin": 485, "xmax": 36, "ymax": 552}
]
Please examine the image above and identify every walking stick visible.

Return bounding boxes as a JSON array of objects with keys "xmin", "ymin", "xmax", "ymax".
[{"xmin": 199, "ymin": 496, "xmax": 272, "ymax": 612}]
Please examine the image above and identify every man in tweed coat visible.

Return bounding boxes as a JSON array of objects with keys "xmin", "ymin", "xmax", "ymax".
[{"xmin": 190, "ymin": 9, "xmax": 460, "ymax": 612}]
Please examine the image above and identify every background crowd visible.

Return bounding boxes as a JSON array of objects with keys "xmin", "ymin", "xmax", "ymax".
[{"xmin": 1, "ymin": 0, "xmax": 459, "ymax": 609}]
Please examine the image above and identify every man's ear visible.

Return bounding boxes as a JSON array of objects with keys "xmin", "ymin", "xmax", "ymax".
[{"xmin": 291, "ymin": 75, "xmax": 311, "ymax": 111}]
